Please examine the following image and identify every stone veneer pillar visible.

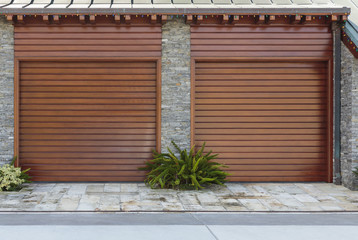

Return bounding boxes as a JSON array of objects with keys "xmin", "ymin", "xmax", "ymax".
[
  {"xmin": 0, "ymin": 16, "xmax": 14, "ymax": 165},
  {"xmin": 341, "ymin": 43, "xmax": 358, "ymax": 190},
  {"xmin": 161, "ymin": 17, "xmax": 191, "ymax": 152}
]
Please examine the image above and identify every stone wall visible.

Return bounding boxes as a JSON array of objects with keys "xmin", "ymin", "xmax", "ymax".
[
  {"xmin": 0, "ymin": 16, "xmax": 14, "ymax": 165},
  {"xmin": 161, "ymin": 17, "xmax": 191, "ymax": 152},
  {"xmin": 341, "ymin": 43, "xmax": 358, "ymax": 190}
]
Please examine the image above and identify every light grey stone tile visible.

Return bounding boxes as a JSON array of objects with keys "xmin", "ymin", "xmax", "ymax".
[
  {"xmin": 239, "ymin": 199, "xmax": 269, "ymax": 211},
  {"xmin": 86, "ymin": 184, "xmax": 104, "ymax": 193},
  {"xmin": 56, "ymin": 194, "xmax": 81, "ymax": 211},
  {"xmin": 77, "ymin": 195, "xmax": 100, "ymax": 211},
  {"xmin": 120, "ymin": 184, "xmax": 138, "ymax": 193},
  {"xmin": 293, "ymin": 194, "xmax": 320, "ymax": 203},
  {"xmin": 104, "ymin": 184, "xmax": 121, "ymax": 193}
]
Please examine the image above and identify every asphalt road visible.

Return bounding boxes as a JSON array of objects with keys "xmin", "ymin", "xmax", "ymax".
[{"xmin": 0, "ymin": 213, "xmax": 358, "ymax": 240}]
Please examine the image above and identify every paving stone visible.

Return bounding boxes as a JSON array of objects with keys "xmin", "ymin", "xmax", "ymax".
[
  {"xmin": 50, "ymin": 184, "xmax": 70, "ymax": 195},
  {"xmin": 86, "ymin": 184, "xmax": 104, "ymax": 193},
  {"xmin": 238, "ymin": 199, "xmax": 269, "ymax": 211},
  {"xmin": 34, "ymin": 203, "xmax": 58, "ymax": 211},
  {"xmin": 259, "ymin": 198, "xmax": 292, "ymax": 211},
  {"xmin": 293, "ymin": 194, "xmax": 320, "ymax": 203},
  {"xmin": 178, "ymin": 193, "xmax": 200, "ymax": 205},
  {"xmin": 319, "ymin": 203, "xmax": 345, "ymax": 211},
  {"xmin": 225, "ymin": 183, "xmax": 253, "ymax": 196},
  {"xmin": 67, "ymin": 184, "xmax": 88, "ymax": 195},
  {"xmin": 119, "ymin": 193, "xmax": 141, "ymax": 203},
  {"xmin": 297, "ymin": 204, "xmax": 323, "ymax": 211},
  {"xmin": 121, "ymin": 184, "xmax": 138, "ymax": 193},
  {"xmin": 22, "ymin": 193, "xmax": 45, "ymax": 204},
  {"xmin": 56, "ymin": 195, "xmax": 81, "ymax": 211},
  {"xmin": 183, "ymin": 205, "xmax": 204, "ymax": 211},
  {"xmin": 77, "ymin": 195, "xmax": 100, "ymax": 211},
  {"xmin": 315, "ymin": 195, "xmax": 341, "ymax": 203},
  {"xmin": 30, "ymin": 184, "xmax": 55, "ymax": 193},
  {"xmin": 161, "ymin": 202, "xmax": 184, "ymax": 211},
  {"xmin": 274, "ymin": 193, "xmax": 305, "ymax": 207},
  {"xmin": 337, "ymin": 203, "xmax": 358, "ymax": 211},
  {"xmin": 98, "ymin": 195, "xmax": 120, "ymax": 211},
  {"xmin": 196, "ymin": 193, "xmax": 220, "ymax": 206},
  {"xmin": 201, "ymin": 205, "xmax": 227, "ymax": 211},
  {"xmin": 104, "ymin": 184, "xmax": 121, "ymax": 193},
  {"xmin": 206, "ymin": 185, "xmax": 233, "ymax": 196},
  {"xmin": 279, "ymin": 184, "xmax": 306, "ymax": 195}
]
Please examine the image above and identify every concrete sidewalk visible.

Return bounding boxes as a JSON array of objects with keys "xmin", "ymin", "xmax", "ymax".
[
  {"xmin": 0, "ymin": 183, "xmax": 357, "ymax": 212},
  {"xmin": 0, "ymin": 213, "xmax": 358, "ymax": 240}
]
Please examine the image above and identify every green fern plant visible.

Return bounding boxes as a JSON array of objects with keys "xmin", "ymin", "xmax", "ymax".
[{"xmin": 140, "ymin": 141, "xmax": 229, "ymax": 190}]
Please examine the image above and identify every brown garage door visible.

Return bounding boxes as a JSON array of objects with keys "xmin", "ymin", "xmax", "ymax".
[
  {"xmin": 19, "ymin": 61, "xmax": 159, "ymax": 182},
  {"xmin": 194, "ymin": 61, "xmax": 330, "ymax": 182}
]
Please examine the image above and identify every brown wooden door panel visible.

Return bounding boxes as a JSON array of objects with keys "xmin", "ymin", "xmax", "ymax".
[
  {"xmin": 18, "ymin": 61, "xmax": 158, "ymax": 182},
  {"xmin": 194, "ymin": 61, "xmax": 330, "ymax": 182}
]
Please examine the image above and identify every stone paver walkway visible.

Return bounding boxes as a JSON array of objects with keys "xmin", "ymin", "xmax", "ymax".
[{"xmin": 0, "ymin": 183, "xmax": 357, "ymax": 212}]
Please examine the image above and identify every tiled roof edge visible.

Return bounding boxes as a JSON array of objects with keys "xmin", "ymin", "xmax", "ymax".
[{"xmin": 0, "ymin": 7, "xmax": 350, "ymax": 15}]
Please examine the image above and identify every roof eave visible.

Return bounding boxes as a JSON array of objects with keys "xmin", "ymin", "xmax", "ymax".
[{"xmin": 0, "ymin": 7, "xmax": 351, "ymax": 16}]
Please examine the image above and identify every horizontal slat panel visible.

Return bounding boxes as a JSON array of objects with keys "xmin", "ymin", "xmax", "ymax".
[
  {"xmin": 27, "ymin": 170, "xmax": 146, "ymax": 177},
  {"xmin": 21, "ymin": 81, "xmax": 156, "ymax": 86},
  {"xmin": 21, "ymin": 75, "xmax": 155, "ymax": 80},
  {"xmin": 195, "ymin": 128, "xmax": 325, "ymax": 134},
  {"xmin": 196, "ymin": 62, "xmax": 327, "ymax": 68},
  {"xmin": 21, "ymin": 117, "xmax": 155, "ymax": 122},
  {"xmin": 21, "ymin": 93, "xmax": 156, "ymax": 98},
  {"xmin": 196, "ymin": 140, "xmax": 325, "ymax": 147},
  {"xmin": 216, "ymin": 158, "xmax": 326, "ymax": 165},
  {"xmin": 20, "ymin": 158, "xmax": 149, "ymax": 165},
  {"xmin": 21, "ymin": 87, "xmax": 155, "ymax": 93},
  {"xmin": 195, "ymin": 135, "xmax": 325, "ymax": 141},
  {"xmin": 196, "ymin": 69, "xmax": 327, "ymax": 74},
  {"xmin": 20, "ymin": 122, "xmax": 156, "ymax": 128},
  {"xmin": 22, "ymin": 164, "xmax": 147, "ymax": 171},
  {"xmin": 191, "ymin": 33, "xmax": 332, "ymax": 39},
  {"xmin": 20, "ymin": 141, "xmax": 156, "ymax": 147},
  {"xmin": 196, "ymin": 111, "xmax": 325, "ymax": 117},
  {"xmin": 21, "ymin": 105, "xmax": 156, "ymax": 110},
  {"xmin": 20, "ymin": 134, "xmax": 156, "ymax": 141},
  {"xmin": 15, "ymin": 26, "xmax": 162, "ymax": 33},
  {"xmin": 196, "ymin": 81, "xmax": 326, "ymax": 86},
  {"xmin": 16, "ymin": 39, "xmax": 160, "ymax": 45},
  {"xmin": 20, "ymin": 68, "xmax": 156, "ymax": 75},
  {"xmin": 20, "ymin": 129, "xmax": 156, "ymax": 134},
  {"xmin": 221, "ymin": 165, "xmax": 327, "ymax": 171},
  {"xmin": 196, "ymin": 99, "xmax": 325, "ymax": 104},
  {"xmin": 20, "ymin": 110, "xmax": 156, "ymax": 117},
  {"xmin": 195, "ymin": 116, "xmax": 324, "ymax": 123},
  {"xmin": 227, "ymin": 176, "xmax": 326, "ymax": 182},
  {"xmin": 21, "ymin": 153, "xmax": 153, "ymax": 158},
  {"xmin": 21, "ymin": 99, "xmax": 156, "ymax": 104},
  {"xmin": 196, "ymin": 105, "xmax": 326, "ymax": 110},
  {"xmin": 191, "ymin": 26, "xmax": 330, "ymax": 33},
  {"xmin": 20, "ymin": 146, "xmax": 154, "ymax": 152},
  {"xmin": 196, "ymin": 93, "xmax": 325, "ymax": 98},
  {"xmin": 196, "ymin": 74, "xmax": 326, "ymax": 80},
  {"xmin": 196, "ymin": 123, "xmax": 324, "ymax": 128}
]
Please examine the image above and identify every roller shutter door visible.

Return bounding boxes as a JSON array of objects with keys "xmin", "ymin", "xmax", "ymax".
[
  {"xmin": 194, "ymin": 61, "xmax": 329, "ymax": 182},
  {"xmin": 19, "ymin": 61, "xmax": 158, "ymax": 182}
]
